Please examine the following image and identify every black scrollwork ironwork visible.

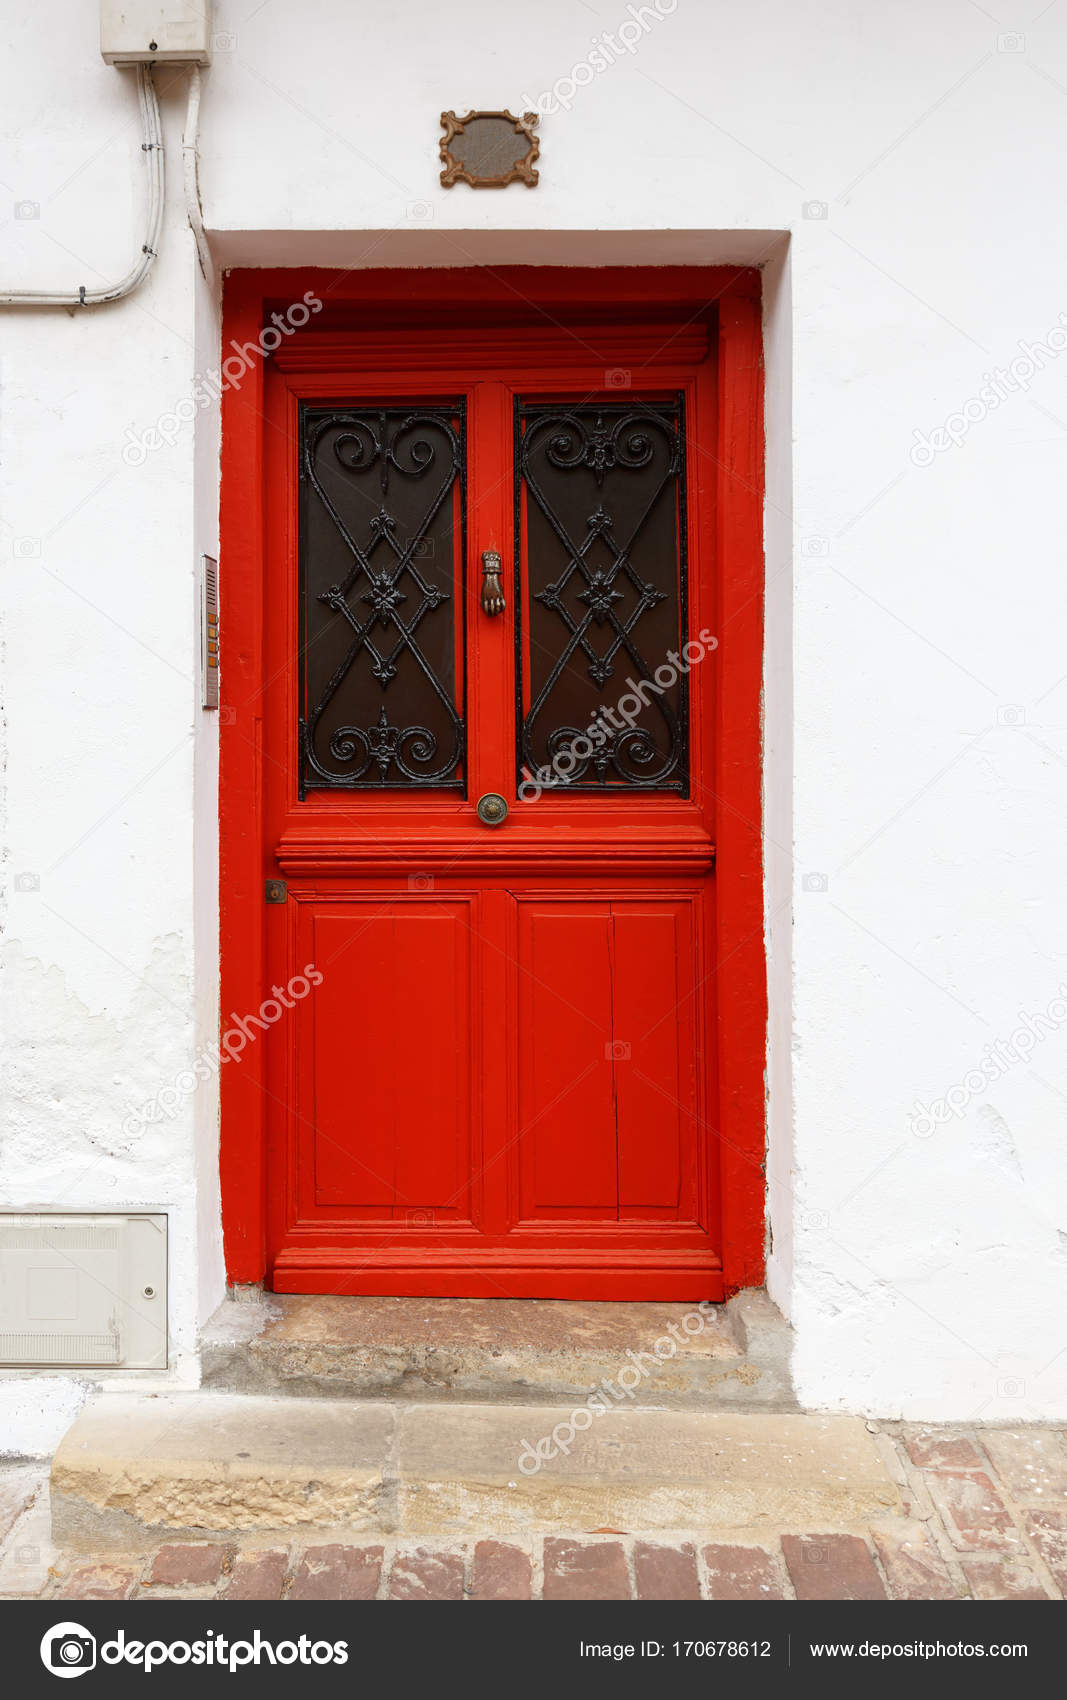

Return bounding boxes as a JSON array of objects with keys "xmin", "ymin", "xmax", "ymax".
[
  {"xmin": 299, "ymin": 404, "xmax": 466, "ymax": 792},
  {"xmin": 514, "ymin": 398, "xmax": 689, "ymax": 793}
]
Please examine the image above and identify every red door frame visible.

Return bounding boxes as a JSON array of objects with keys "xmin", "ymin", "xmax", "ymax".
[{"xmin": 219, "ymin": 265, "xmax": 767, "ymax": 1296}]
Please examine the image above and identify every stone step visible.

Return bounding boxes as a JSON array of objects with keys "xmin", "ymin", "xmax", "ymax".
[
  {"xmin": 201, "ymin": 1289, "xmax": 794, "ymax": 1410},
  {"xmin": 51, "ymin": 1393, "xmax": 898, "ymax": 1551}
]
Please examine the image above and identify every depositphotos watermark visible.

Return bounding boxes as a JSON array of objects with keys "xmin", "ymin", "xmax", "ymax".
[
  {"xmin": 121, "ymin": 291, "xmax": 323, "ymax": 465},
  {"xmin": 909, "ymin": 983, "xmax": 1067, "ymax": 1137},
  {"xmin": 909, "ymin": 314, "xmax": 1067, "ymax": 467},
  {"xmin": 518, "ymin": 627, "xmax": 717, "ymax": 801},
  {"xmin": 40, "ymin": 1622, "xmax": 348, "ymax": 1678},
  {"xmin": 521, "ymin": 0, "xmax": 679, "ymax": 116},
  {"xmin": 517, "ymin": 1300, "xmax": 719, "ymax": 1474},
  {"xmin": 120, "ymin": 965, "xmax": 322, "ymax": 1141}
]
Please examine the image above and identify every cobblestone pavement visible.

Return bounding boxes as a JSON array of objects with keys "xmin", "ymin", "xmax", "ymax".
[{"xmin": 3, "ymin": 1425, "xmax": 1066, "ymax": 1601}]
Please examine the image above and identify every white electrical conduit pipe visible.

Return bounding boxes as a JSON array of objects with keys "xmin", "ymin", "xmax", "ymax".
[
  {"xmin": 181, "ymin": 64, "xmax": 213, "ymax": 286},
  {"xmin": 0, "ymin": 63, "xmax": 164, "ymax": 308}
]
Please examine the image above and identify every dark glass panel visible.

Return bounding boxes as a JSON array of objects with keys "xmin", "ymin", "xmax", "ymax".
[
  {"xmin": 300, "ymin": 404, "xmax": 465, "ymax": 792},
  {"xmin": 515, "ymin": 397, "xmax": 688, "ymax": 794}
]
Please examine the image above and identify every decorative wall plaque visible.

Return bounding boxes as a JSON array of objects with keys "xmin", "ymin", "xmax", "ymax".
[{"xmin": 439, "ymin": 110, "xmax": 540, "ymax": 188}]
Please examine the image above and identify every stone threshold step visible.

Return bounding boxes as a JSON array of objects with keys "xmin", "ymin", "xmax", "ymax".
[
  {"xmin": 51, "ymin": 1393, "xmax": 897, "ymax": 1552},
  {"xmin": 201, "ymin": 1290, "xmax": 794, "ymax": 1410}
]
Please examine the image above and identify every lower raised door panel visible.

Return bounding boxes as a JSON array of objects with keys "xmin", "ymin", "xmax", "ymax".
[
  {"xmin": 271, "ymin": 884, "xmax": 721, "ymax": 1299},
  {"xmin": 303, "ymin": 899, "xmax": 476, "ymax": 1221},
  {"xmin": 516, "ymin": 898, "xmax": 702, "ymax": 1224}
]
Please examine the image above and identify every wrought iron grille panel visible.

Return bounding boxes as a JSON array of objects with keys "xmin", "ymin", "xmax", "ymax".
[
  {"xmin": 514, "ymin": 396, "xmax": 689, "ymax": 795},
  {"xmin": 299, "ymin": 403, "xmax": 466, "ymax": 793}
]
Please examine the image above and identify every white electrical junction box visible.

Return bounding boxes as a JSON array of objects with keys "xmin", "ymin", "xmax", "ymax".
[
  {"xmin": 100, "ymin": 1, "xmax": 213, "ymax": 66},
  {"xmin": 0, "ymin": 1213, "xmax": 167, "ymax": 1369}
]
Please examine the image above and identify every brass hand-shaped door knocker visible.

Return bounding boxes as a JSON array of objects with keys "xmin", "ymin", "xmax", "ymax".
[{"xmin": 480, "ymin": 549, "xmax": 506, "ymax": 616}]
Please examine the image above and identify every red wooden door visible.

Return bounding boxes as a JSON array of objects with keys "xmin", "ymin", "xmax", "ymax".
[{"xmin": 220, "ymin": 268, "xmax": 766, "ymax": 1301}]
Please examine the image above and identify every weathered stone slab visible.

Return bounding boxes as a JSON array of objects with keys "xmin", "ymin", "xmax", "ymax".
[
  {"xmin": 200, "ymin": 1290, "xmax": 795, "ymax": 1410},
  {"xmin": 52, "ymin": 1394, "xmax": 896, "ymax": 1549}
]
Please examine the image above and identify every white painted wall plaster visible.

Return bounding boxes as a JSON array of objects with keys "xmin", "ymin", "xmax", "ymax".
[
  {"xmin": 1, "ymin": 20, "xmax": 222, "ymax": 1442},
  {"xmin": 3, "ymin": 0, "xmax": 1067, "ymax": 1435}
]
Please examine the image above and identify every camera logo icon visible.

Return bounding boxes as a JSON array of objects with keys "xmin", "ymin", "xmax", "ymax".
[
  {"xmin": 406, "ymin": 200, "xmax": 434, "ymax": 222},
  {"xmin": 213, "ymin": 30, "xmax": 237, "ymax": 51},
  {"xmin": 605, "ymin": 1040, "xmax": 631, "ymax": 1061},
  {"xmin": 14, "ymin": 200, "xmax": 40, "ymax": 221},
  {"xmin": 802, "ymin": 200, "xmax": 829, "ymax": 220},
  {"xmin": 802, "ymin": 872, "xmax": 829, "ymax": 893},
  {"xmin": 996, "ymin": 704, "xmax": 1025, "ymax": 727},
  {"xmin": 802, "ymin": 536, "xmax": 830, "ymax": 558},
  {"xmin": 605, "ymin": 368, "xmax": 631, "ymax": 389},
  {"xmin": 15, "ymin": 872, "xmax": 40, "ymax": 893},
  {"xmin": 14, "ymin": 538, "xmax": 41, "ymax": 558},
  {"xmin": 996, "ymin": 32, "xmax": 1025, "ymax": 53},
  {"xmin": 40, "ymin": 1623, "xmax": 96, "ymax": 1679}
]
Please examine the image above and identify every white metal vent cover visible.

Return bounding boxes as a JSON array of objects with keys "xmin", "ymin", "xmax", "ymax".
[{"xmin": 0, "ymin": 1213, "xmax": 167, "ymax": 1369}]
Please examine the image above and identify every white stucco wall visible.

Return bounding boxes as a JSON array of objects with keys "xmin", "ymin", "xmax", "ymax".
[
  {"xmin": 3, "ymin": 0, "xmax": 1067, "ymax": 1438},
  {"xmin": 1, "ymin": 25, "xmax": 219, "ymax": 1451}
]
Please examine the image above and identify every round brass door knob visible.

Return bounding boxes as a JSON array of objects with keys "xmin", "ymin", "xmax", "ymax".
[{"xmin": 476, "ymin": 792, "xmax": 509, "ymax": 826}]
